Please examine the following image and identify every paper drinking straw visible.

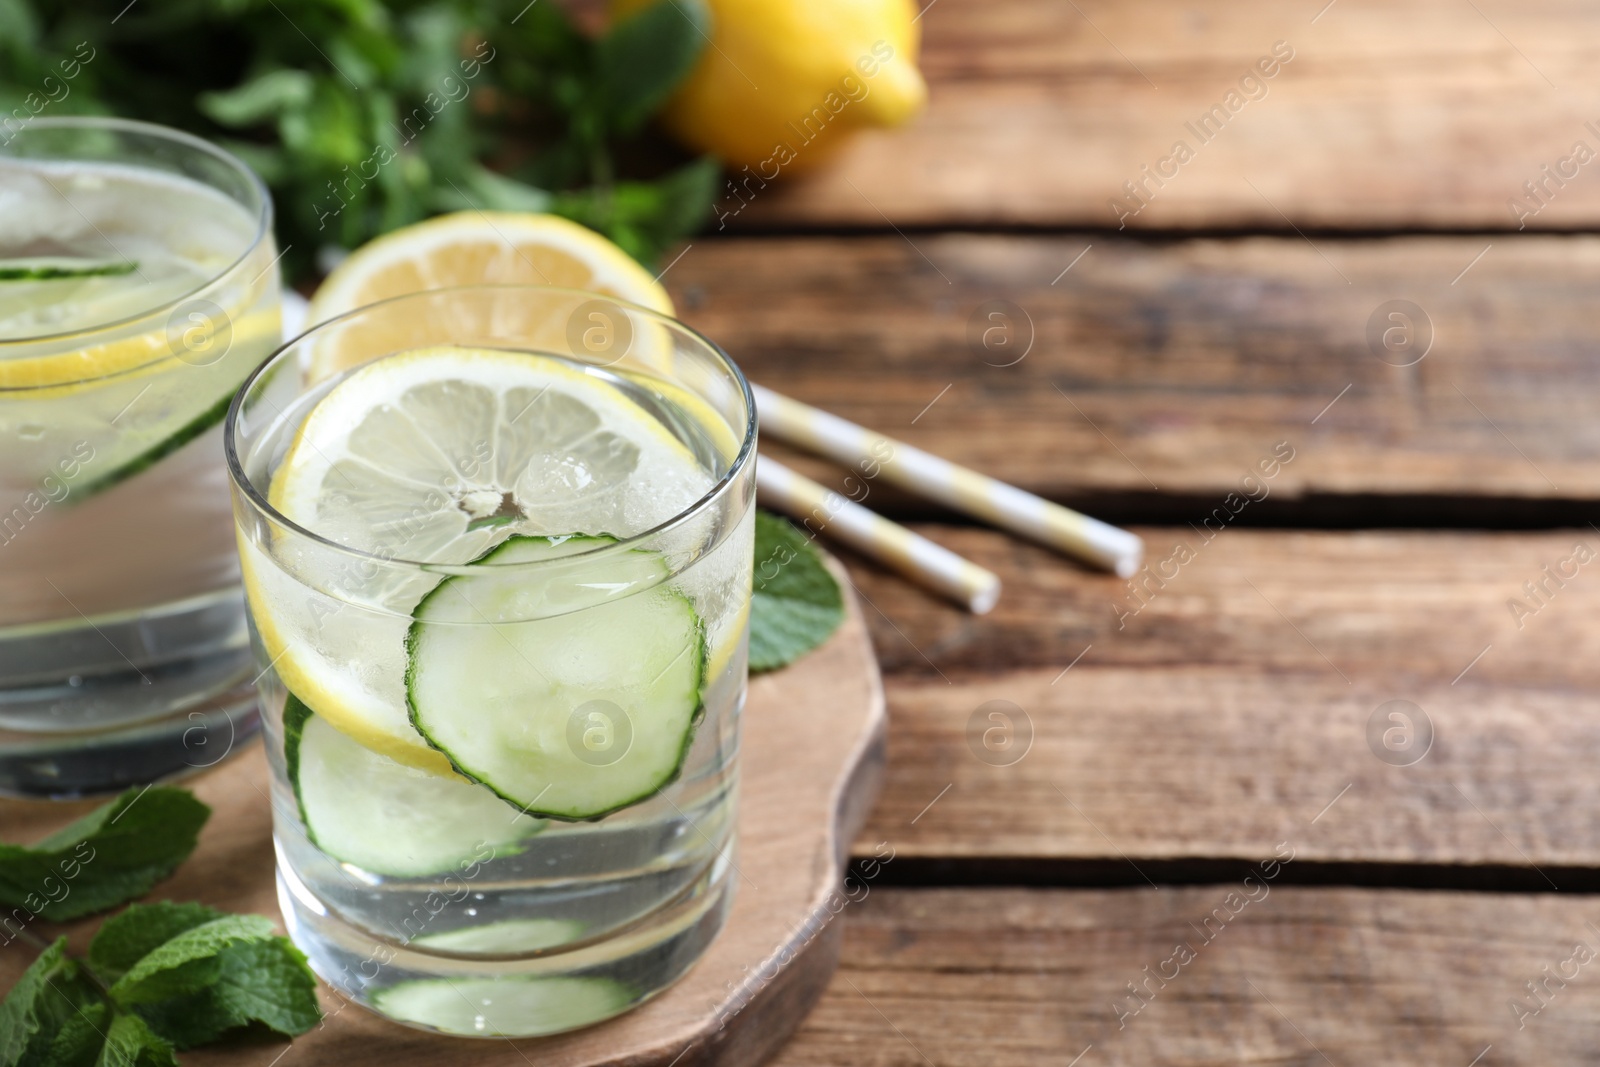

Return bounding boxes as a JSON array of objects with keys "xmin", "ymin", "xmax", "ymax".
[
  {"xmin": 750, "ymin": 383, "xmax": 1144, "ymax": 578},
  {"xmin": 756, "ymin": 456, "xmax": 1002, "ymax": 615}
]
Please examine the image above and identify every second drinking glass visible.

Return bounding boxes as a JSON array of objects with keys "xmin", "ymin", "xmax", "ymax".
[{"xmin": 0, "ymin": 118, "xmax": 281, "ymax": 795}]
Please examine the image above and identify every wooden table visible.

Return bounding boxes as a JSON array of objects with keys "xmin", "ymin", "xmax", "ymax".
[{"xmin": 672, "ymin": 1, "xmax": 1600, "ymax": 1062}]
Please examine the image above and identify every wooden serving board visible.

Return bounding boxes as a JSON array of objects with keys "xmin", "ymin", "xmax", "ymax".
[{"xmin": 0, "ymin": 559, "xmax": 886, "ymax": 1067}]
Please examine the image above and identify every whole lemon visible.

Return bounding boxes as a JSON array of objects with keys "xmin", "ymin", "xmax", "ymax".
[{"xmin": 613, "ymin": 0, "xmax": 927, "ymax": 171}]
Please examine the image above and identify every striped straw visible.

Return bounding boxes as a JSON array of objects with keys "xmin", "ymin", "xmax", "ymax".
[
  {"xmin": 757, "ymin": 456, "xmax": 1002, "ymax": 614},
  {"xmin": 751, "ymin": 384, "xmax": 1144, "ymax": 578}
]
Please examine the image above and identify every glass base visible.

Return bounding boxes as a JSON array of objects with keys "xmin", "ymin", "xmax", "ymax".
[
  {"xmin": 0, "ymin": 589, "xmax": 260, "ymax": 797},
  {"xmin": 0, "ymin": 683, "xmax": 259, "ymax": 798},
  {"xmin": 279, "ymin": 845, "xmax": 735, "ymax": 1038}
]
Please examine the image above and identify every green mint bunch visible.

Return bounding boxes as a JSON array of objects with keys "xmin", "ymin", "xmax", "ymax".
[
  {"xmin": 0, "ymin": 790, "xmax": 320, "ymax": 1066},
  {"xmin": 0, "ymin": 0, "xmax": 718, "ymax": 280}
]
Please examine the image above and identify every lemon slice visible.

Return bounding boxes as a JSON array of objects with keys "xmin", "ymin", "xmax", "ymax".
[
  {"xmin": 615, "ymin": 371, "xmax": 751, "ymax": 680},
  {"xmin": 272, "ymin": 346, "xmax": 708, "ymax": 557},
  {"xmin": 246, "ymin": 345, "xmax": 716, "ymax": 772},
  {"xmin": 0, "ymin": 324, "xmax": 168, "ymax": 392},
  {"xmin": 305, "ymin": 212, "xmax": 674, "ymax": 381}
]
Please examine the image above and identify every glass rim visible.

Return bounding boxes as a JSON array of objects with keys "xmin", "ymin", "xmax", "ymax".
[
  {"xmin": 0, "ymin": 115, "xmax": 275, "ymax": 351},
  {"xmin": 225, "ymin": 283, "xmax": 759, "ymax": 576}
]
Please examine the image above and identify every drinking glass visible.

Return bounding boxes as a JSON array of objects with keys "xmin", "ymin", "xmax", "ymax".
[
  {"xmin": 0, "ymin": 118, "xmax": 280, "ymax": 795},
  {"xmin": 226, "ymin": 286, "xmax": 755, "ymax": 1037}
]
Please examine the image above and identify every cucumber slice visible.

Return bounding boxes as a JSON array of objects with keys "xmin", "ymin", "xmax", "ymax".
[
  {"xmin": 406, "ymin": 535, "xmax": 706, "ymax": 821},
  {"xmin": 283, "ymin": 694, "xmax": 544, "ymax": 877},
  {"xmin": 372, "ymin": 976, "xmax": 634, "ymax": 1037},
  {"xmin": 0, "ymin": 257, "xmax": 138, "ymax": 281},
  {"xmin": 411, "ymin": 917, "xmax": 585, "ymax": 956},
  {"xmin": 70, "ymin": 386, "xmax": 234, "ymax": 500}
]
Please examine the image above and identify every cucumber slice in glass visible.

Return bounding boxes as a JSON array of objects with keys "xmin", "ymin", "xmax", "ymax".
[
  {"xmin": 284, "ymin": 694, "xmax": 544, "ymax": 877},
  {"xmin": 405, "ymin": 535, "xmax": 706, "ymax": 821},
  {"xmin": 70, "ymin": 386, "xmax": 234, "ymax": 500},
  {"xmin": 0, "ymin": 257, "xmax": 138, "ymax": 281},
  {"xmin": 372, "ymin": 976, "xmax": 634, "ymax": 1037},
  {"xmin": 411, "ymin": 917, "xmax": 585, "ymax": 956}
]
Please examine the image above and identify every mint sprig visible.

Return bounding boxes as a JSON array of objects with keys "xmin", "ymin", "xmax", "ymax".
[
  {"xmin": 0, "ymin": 789, "xmax": 208, "ymax": 923},
  {"xmin": 0, "ymin": 791, "xmax": 321, "ymax": 1066},
  {"xmin": 132, "ymin": 937, "xmax": 320, "ymax": 1050},
  {"xmin": 94, "ymin": 905, "xmax": 320, "ymax": 1048},
  {"xmin": 1, "ymin": 0, "xmax": 718, "ymax": 280},
  {"xmin": 750, "ymin": 510, "xmax": 846, "ymax": 672}
]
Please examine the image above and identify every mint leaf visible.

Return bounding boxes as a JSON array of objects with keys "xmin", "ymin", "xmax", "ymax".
[
  {"xmin": 108, "ymin": 916, "xmax": 275, "ymax": 1006},
  {"xmin": 40, "ymin": 1003, "xmax": 107, "ymax": 1067},
  {"xmin": 551, "ymin": 157, "xmax": 720, "ymax": 266},
  {"xmin": 0, "ymin": 938, "xmax": 100, "ymax": 1067},
  {"xmin": 95, "ymin": 1014, "xmax": 175, "ymax": 1067},
  {"xmin": 89, "ymin": 903, "xmax": 223, "ymax": 986},
  {"xmin": 0, "ymin": 789, "xmax": 210, "ymax": 922},
  {"xmin": 429, "ymin": 164, "xmax": 552, "ymax": 215},
  {"xmin": 197, "ymin": 69, "xmax": 314, "ymax": 127},
  {"xmin": 618, "ymin": 157, "xmax": 721, "ymax": 264},
  {"xmin": 134, "ymin": 940, "xmax": 320, "ymax": 1049},
  {"xmin": 81, "ymin": 904, "xmax": 320, "ymax": 1050},
  {"xmin": 750, "ymin": 511, "xmax": 845, "ymax": 672},
  {"xmin": 597, "ymin": 0, "xmax": 709, "ymax": 133}
]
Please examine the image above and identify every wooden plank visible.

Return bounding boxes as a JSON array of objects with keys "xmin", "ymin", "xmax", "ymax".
[
  {"xmin": 737, "ymin": 0, "xmax": 1600, "ymax": 231},
  {"xmin": 845, "ymin": 526, "xmax": 1598, "ymax": 682},
  {"xmin": 772, "ymin": 886, "xmax": 1600, "ymax": 1066},
  {"xmin": 669, "ymin": 233, "xmax": 1600, "ymax": 503},
  {"xmin": 864, "ymin": 665, "xmax": 1600, "ymax": 869},
  {"xmin": 839, "ymin": 526, "xmax": 1600, "ymax": 868}
]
